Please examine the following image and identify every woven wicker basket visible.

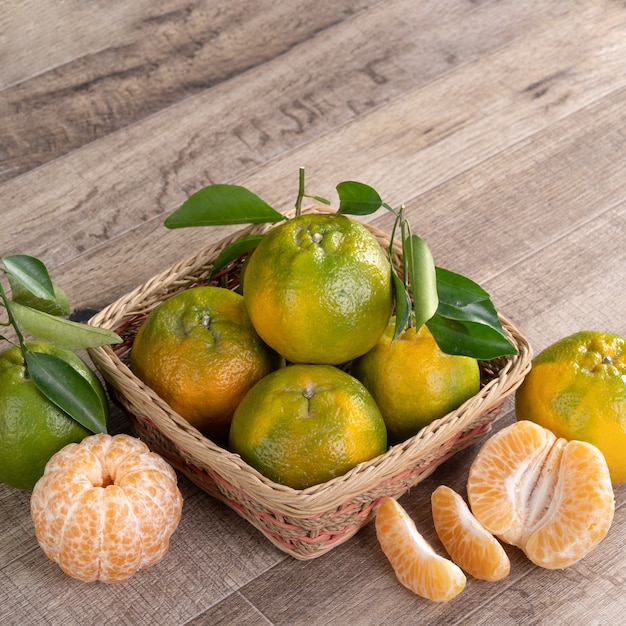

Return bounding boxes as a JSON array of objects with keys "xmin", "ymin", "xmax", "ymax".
[{"xmin": 87, "ymin": 206, "xmax": 532, "ymax": 560}]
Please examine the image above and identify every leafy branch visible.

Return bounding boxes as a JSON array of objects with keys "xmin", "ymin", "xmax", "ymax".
[
  {"xmin": 164, "ymin": 169, "xmax": 517, "ymax": 359},
  {"xmin": 0, "ymin": 255, "xmax": 123, "ymax": 433}
]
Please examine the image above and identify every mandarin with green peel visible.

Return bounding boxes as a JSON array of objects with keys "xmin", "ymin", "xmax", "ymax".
[
  {"xmin": 0, "ymin": 342, "xmax": 109, "ymax": 491},
  {"xmin": 351, "ymin": 321, "xmax": 480, "ymax": 444},
  {"xmin": 242, "ymin": 213, "xmax": 393, "ymax": 365},
  {"xmin": 515, "ymin": 330, "xmax": 626, "ymax": 485},
  {"xmin": 130, "ymin": 286, "xmax": 280, "ymax": 443},
  {"xmin": 229, "ymin": 364, "xmax": 387, "ymax": 489}
]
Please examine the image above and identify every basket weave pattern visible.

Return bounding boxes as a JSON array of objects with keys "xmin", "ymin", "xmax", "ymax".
[{"xmin": 88, "ymin": 207, "xmax": 532, "ymax": 559}]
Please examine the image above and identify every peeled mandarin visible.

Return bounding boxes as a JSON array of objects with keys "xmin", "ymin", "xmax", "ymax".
[
  {"xmin": 30, "ymin": 433, "xmax": 183, "ymax": 584},
  {"xmin": 466, "ymin": 420, "xmax": 614, "ymax": 569}
]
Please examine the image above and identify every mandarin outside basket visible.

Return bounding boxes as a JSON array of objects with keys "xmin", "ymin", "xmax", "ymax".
[{"xmin": 87, "ymin": 206, "xmax": 532, "ymax": 560}]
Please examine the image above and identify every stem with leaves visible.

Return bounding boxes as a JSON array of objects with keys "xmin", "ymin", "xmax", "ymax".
[
  {"xmin": 164, "ymin": 170, "xmax": 518, "ymax": 359},
  {"xmin": 0, "ymin": 255, "xmax": 123, "ymax": 433}
]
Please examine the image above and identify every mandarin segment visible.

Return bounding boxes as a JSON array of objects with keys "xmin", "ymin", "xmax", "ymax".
[
  {"xmin": 431, "ymin": 485, "xmax": 510, "ymax": 582},
  {"xmin": 467, "ymin": 421, "xmax": 614, "ymax": 569},
  {"xmin": 30, "ymin": 433, "xmax": 183, "ymax": 584},
  {"xmin": 375, "ymin": 497, "xmax": 466, "ymax": 602},
  {"xmin": 523, "ymin": 440, "xmax": 614, "ymax": 569}
]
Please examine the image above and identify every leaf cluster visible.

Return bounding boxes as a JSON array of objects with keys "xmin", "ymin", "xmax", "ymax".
[
  {"xmin": 0, "ymin": 255, "xmax": 122, "ymax": 433},
  {"xmin": 164, "ymin": 169, "xmax": 517, "ymax": 360}
]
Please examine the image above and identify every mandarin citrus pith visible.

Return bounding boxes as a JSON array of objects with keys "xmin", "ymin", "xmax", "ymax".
[
  {"xmin": 242, "ymin": 212, "xmax": 393, "ymax": 365},
  {"xmin": 130, "ymin": 286, "xmax": 279, "ymax": 442},
  {"xmin": 515, "ymin": 330, "xmax": 626, "ymax": 484},
  {"xmin": 351, "ymin": 321, "xmax": 480, "ymax": 444},
  {"xmin": 229, "ymin": 364, "xmax": 387, "ymax": 489},
  {"xmin": 0, "ymin": 342, "xmax": 109, "ymax": 491}
]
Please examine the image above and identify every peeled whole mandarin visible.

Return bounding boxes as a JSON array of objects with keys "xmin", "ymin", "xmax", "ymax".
[{"xmin": 30, "ymin": 433, "xmax": 183, "ymax": 584}]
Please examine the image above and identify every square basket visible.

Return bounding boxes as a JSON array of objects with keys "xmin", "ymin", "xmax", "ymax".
[{"xmin": 87, "ymin": 206, "xmax": 532, "ymax": 560}]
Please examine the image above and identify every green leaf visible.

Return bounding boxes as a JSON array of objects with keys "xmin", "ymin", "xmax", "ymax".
[
  {"xmin": 336, "ymin": 181, "xmax": 383, "ymax": 215},
  {"xmin": 426, "ymin": 313, "xmax": 517, "ymax": 360},
  {"xmin": 427, "ymin": 267, "xmax": 517, "ymax": 359},
  {"xmin": 8, "ymin": 277, "xmax": 70, "ymax": 316},
  {"xmin": 25, "ymin": 350, "xmax": 108, "ymax": 434},
  {"xmin": 2, "ymin": 254, "xmax": 55, "ymax": 301},
  {"xmin": 404, "ymin": 234, "xmax": 438, "ymax": 330},
  {"xmin": 304, "ymin": 194, "xmax": 331, "ymax": 205},
  {"xmin": 210, "ymin": 234, "xmax": 265, "ymax": 278},
  {"xmin": 164, "ymin": 184, "xmax": 286, "ymax": 228},
  {"xmin": 391, "ymin": 266, "xmax": 412, "ymax": 340},
  {"xmin": 9, "ymin": 301, "xmax": 122, "ymax": 349}
]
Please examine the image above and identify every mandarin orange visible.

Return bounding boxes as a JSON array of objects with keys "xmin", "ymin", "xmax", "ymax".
[
  {"xmin": 0, "ymin": 342, "xmax": 109, "ymax": 491},
  {"xmin": 130, "ymin": 286, "xmax": 279, "ymax": 442},
  {"xmin": 466, "ymin": 420, "xmax": 614, "ymax": 569},
  {"xmin": 242, "ymin": 212, "xmax": 393, "ymax": 365},
  {"xmin": 515, "ymin": 330, "xmax": 626, "ymax": 484},
  {"xmin": 229, "ymin": 364, "xmax": 387, "ymax": 489},
  {"xmin": 375, "ymin": 496, "xmax": 466, "ymax": 602},
  {"xmin": 431, "ymin": 485, "xmax": 510, "ymax": 582},
  {"xmin": 351, "ymin": 321, "xmax": 480, "ymax": 444},
  {"xmin": 30, "ymin": 433, "xmax": 183, "ymax": 584}
]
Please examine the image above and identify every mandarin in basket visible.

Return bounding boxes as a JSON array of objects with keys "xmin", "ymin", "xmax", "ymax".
[
  {"xmin": 351, "ymin": 321, "xmax": 480, "ymax": 444},
  {"xmin": 130, "ymin": 286, "xmax": 279, "ymax": 442},
  {"xmin": 229, "ymin": 364, "xmax": 387, "ymax": 489},
  {"xmin": 375, "ymin": 496, "xmax": 466, "ymax": 602},
  {"xmin": 467, "ymin": 420, "xmax": 614, "ymax": 569},
  {"xmin": 30, "ymin": 433, "xmax": 183, "ymax": 584},
  {"xmin": 242, "ymin": 212, "xmax": 393, "ymax": 365},
  {"xmin": 515, "ymin": 330, "xmax": 626, "ymax": 484},
  {"xmin": 431, "ymin": 485, "xmax": 510, "ymax": 582}
]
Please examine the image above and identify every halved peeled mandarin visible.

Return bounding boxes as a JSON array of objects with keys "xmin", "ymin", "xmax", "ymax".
[
  {"xmin": 431, "ymin": 485, "xmax": 510, "ymax": 582},
  {"xmin": 466, "ymin": 420, "xmax": 614, "ymax": 569},
  {"xmin": 375, "ymin": 496, "xmax": 466, "ymax": 602}
]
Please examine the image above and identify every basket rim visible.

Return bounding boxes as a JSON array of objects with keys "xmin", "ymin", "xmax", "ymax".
[{"xmin": 87, "ymin": 206, "xmax": 533, "ymax": 518}]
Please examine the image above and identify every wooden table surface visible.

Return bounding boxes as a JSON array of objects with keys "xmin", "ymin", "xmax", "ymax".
[{"xmin": 1, "ymin": 1, "xmax": 625, "ymax": 624}]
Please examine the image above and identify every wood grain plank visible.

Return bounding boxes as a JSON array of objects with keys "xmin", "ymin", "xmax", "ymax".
[
  {"xmin": 0, "ymin": 477, "xmax": 285, "ymax": 626},
  {"xmin": 1, "ymin": 0, "xmax": 621, "ymax": 312},
  {"xmin": 0, "ymin": 0, "xmax": 563, "ymax": 186},
  {"xmin": 186, "ymin": 592, "xmax": 273, "ymax": 626},
  {"xmin": 0, "ymin": 0, "xmax": 384, "ymax": 181},
  {"xmin": 0, "ymin": 0, "xmax": 165, "ymax": 88},
  {"xmin": 36, "ymin": 82, "xmax": 626, "ymax": 317}
]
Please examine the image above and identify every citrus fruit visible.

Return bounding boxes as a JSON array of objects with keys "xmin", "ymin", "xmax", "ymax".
[
  {"xmin": 431, "ymin": 485, "xmax": 510, "ymax": 582},
  {"xmin": 228, "ymin": 364, "xmax": 387, "ymax": 489},
  {"xmin": 515, "ymin": 330, "xmax": 626, "ymax": 485},
  {"xmin": 375, "ymin": 496, "xmax": 466, "ymax": 602},
  {"xmin": 242, "ymin": 212, "xmax": 393, "ymax": 365},
  {"xmin": 466, "ymin": 420, "xmax": 614, "ymax": 569},
  {"xmin": 130, "ymin": 286, "xmax": 279, "ymax": 442},
  {"xmin": 30, "ymin": 433, "xmax": 183, "ymax": 584},
  {"xmin": 0, "ymin": 341, "xmax": 109, "ymax": 491},
  {"xmin": 350, "ymin": 321, "xmax": 480, "ymax": 444}
]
